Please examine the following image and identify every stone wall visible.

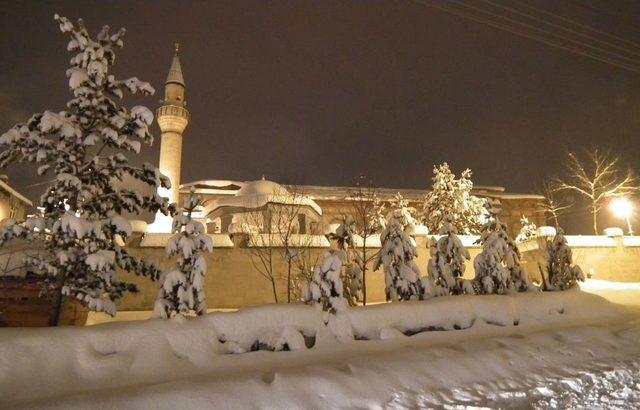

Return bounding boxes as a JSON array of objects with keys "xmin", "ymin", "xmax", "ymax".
[
  {"xmin": 117, "ymin": 233, "xmax": 486, "ymax": 310},
  {"xmin": 120, "ymin": 231, "xmax": 640, "ymax": 311},
  {"xmin": 519, "ymin": 235, "xmax": 640, "ymax": 283}
]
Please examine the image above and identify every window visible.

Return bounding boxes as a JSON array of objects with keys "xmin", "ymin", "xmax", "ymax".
[{"xmin": 298, "ymin": 214, "xmax": 307, "ymax": 234}]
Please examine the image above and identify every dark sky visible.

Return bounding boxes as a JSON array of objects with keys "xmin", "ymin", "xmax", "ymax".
[{"xmin": 1, "ymin": 0, "xmax": 640, "ymax": 232}]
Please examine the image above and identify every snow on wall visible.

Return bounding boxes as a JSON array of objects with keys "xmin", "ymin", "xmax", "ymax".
[
  {"xmin": 428, "ymin": 234, "xmax": 481, "ymax": 248},
  {"xmin": 564, "ymin": 235, "xmax": 618, "ymax": 247},
  {"xmin": 246, "ymin": 233, "xmax": 330, "ymax": 248},
  {"xmin": 140, "ymin": 233, "xmax": 234, "ymax": 248}
]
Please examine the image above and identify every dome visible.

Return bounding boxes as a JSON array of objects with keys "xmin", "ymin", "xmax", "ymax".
[{"xmin": 235, "ymin": 179, "xmax": 289, "ymax": 197}]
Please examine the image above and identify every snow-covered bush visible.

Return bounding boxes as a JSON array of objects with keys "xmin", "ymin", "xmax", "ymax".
[
  {"xmin": 374, "ymin": 211, "xmax": 424, "ymax": 301},
  {"xmin": 0, "ymin": 16, "xmax": 172, "ymax": 323},
  {"xmin": 473, "ymin": 218, "xmax": 535, "ymax": 295},
  {"xmin": 304, "ymin": 250, "xmax": 348, "ymax": 313},
  {"xmin": 427, "ymin": 218, "xmax": 474, "ymax": 295},
  {"xmin": 515, "ymin": 215, "xmax": 538, "ymax": 243},
  {"xmin": 153, "ymin": 192, "xmax": 213, "ymax": 318},
  {"xmin": 545, "ymin": 229, "xmax": 584, "ymax": 291},
  {"xmin": 421, "ymin": 163, "xmax": 488, "ymax": 234}
]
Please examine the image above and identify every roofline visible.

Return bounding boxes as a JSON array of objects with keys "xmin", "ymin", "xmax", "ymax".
[{"xmin": 0, "ymin": 180, "xmax": 33, "ymax": 207}]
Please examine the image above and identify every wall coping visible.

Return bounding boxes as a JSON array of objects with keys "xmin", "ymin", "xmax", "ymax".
[{"xmin": 140, "ymin": 233, "xmax": 234, "ymax": 248}]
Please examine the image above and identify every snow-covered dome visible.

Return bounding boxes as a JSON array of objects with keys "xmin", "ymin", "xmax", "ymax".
[
  {"xmin": 205, "ymin": 179, "xmax": 322, "ymax": 216},
  {"xmin": 235, "ymin": 180, "xmax": 289, "ymax": 197}
]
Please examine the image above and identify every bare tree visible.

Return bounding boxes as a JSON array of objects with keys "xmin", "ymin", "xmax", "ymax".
[
  {"xmin": 554, "ymin": 149, "xmax": 639, "ymax": 234},
  {"xmin": 538, "ymin": 181, "xmax": 573, "ymax": 228},
  {"xmin": 243, "ymin": 210, "xmax": 280, "ymax": 303},
  {"xmin": 346, "ymin": 175, "xmax": 386, "ymax": 306},
  {"xmin": 273, "ymin": 185, "xmax": 312, "ymax": 303},
  {"xmin": 243, "ymin": 184, "xmax": 315, "ymax": 303}
]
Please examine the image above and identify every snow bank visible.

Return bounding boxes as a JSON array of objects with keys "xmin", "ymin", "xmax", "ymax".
[{"xmin": 0, "ymin": 290, "xmax": 631, "ymax": 408}]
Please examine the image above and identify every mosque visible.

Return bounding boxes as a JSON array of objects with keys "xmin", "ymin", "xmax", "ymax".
[{"xmin": 144, "ymin": 46, "xmax": 546, "ymax": 238}]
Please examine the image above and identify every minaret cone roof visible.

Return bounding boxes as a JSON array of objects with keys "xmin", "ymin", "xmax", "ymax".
[{"xmin": 166, "ymin": 43, "xmax": 185, "ymax": 86}]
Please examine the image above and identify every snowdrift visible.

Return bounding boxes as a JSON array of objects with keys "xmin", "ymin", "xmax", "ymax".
[{"xmin": 0, "ymin": 289, "xmax": 630, "ymax": 408}]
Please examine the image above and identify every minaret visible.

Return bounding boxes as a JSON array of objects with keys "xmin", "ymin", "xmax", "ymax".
[
  {"xmin": 148, "ymin": 44, "xmax": 190, "ymax": 233},
  {"xmin": 157, "ymin": 43, "xmax": 190, "ymax": 206}
]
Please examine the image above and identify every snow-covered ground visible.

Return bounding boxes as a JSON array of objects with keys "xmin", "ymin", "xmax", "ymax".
[{"xmin": 2, "ymin": 286, "xmax": 640, "ymax": 409}]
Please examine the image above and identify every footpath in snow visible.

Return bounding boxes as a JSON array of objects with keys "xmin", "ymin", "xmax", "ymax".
[{"xmin": 1, "ymin": 288, "xmax": 640, "ymax": 409}]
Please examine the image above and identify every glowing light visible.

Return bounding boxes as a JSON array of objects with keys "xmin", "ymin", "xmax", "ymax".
[{"xmin": 609, "ymin": 198, "xmax": 634, "ymax": 235}]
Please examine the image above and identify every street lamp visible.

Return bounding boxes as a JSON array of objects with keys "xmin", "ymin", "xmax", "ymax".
[{"xmin": 610, "ymin": 197, "xmax": 634, "ymax": 235}]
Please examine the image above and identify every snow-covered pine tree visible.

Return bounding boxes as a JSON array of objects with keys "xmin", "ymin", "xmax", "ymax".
[
  {"xmin": 330, "ymin": 217, "xmax": 363, "ymax": 306},
  {"xmin": 0, "ymin": 15, "xmax": 172, "ymax": 323},
  {"xmin": 515, "ymin": 215, "xmax": 538, "ymax": 243},
  {"xmin": 304, "ymin": 250, "xmax": 348, "ymax": 313},
  {"xmin": 473, "ymin": 217, "xmax": 535, "ymax": 294},
  {"xmin": 427, "ymin": 217, "xmax": 474, "ymax": 295},
  {"xmin": 545, "ymin": 229, "xmax": 585, "ymax": 290},
  {"xmin": 153, "ymin": 191, "xmax": 213, "ymax": 318},
  {"xmin": 374, "ymin": 210, "xmax": 424, "ymax": 301},
  {"xmin": 389, "ymin": 192, "xmax": 416, "ymax": 229},
  {"xmin": 421, "ymin": 163, "xmax": 488, "ymax": 235}
]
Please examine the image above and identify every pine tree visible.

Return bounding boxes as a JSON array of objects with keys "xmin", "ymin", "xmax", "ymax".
[
  {"xmin": 374, "ymin": 211, "xmax": 423, "ymax": 301},
  {"xmin": 421, "ymin": 163, "xmax": 488, "ymax": 234},
  {"xmin": 330, "ymin": 217, "xmax": 362, "ymax": 306},
  {"xmin": 304, "ymin": 250, "xmax": 348, "ymax": 313},
  {"xmin": 0, "ymin": 15, "xmax": 172, "ymax": 323},
  {"xmin": 153, "ymin": 191, "xmax": 213, "ymax": 318},
  {"xmin": 427, "ymin": 217, "xmax": 474, "ymax": 295},
  {"xmin": 389, "ymin": 192, "xmax": 416, "ymax": 229},
  {"xmin": 473, "ymin": 217, "xmax": 535, "ymax": 294},
  {"xmin": 515, "ymin": 215, "xmax": 537, "ymax": 243},
  {"xmin": 545, "ymin": 229, "xmax": 584, "ymax": 290}
]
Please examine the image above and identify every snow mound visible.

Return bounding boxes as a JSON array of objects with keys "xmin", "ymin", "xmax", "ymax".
[{"xmin": 0, "ymin": 290, "xmax": 629, "ymax": 408}]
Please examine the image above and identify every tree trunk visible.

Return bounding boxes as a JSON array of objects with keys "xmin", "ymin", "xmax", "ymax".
[
  {"xmin": 49, "ymin": 271, "xmax": 68, "ymax": 326},
  {"xmin": 271, "ymin": 278, "xmax": 278, "ymax": 303},
  {"xmin": 287, "ymin": 261, "xmax": 292, "ymax": 303},
  {"xmin": 592, "ymin": 201, "xmax": 598, "ymax": 235},
  {"xmin": 361, "ymin": 243, "xmax": 367, "ymax": 306}
]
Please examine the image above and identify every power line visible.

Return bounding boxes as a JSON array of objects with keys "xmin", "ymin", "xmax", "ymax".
[
  {"xmin": 412, "ymin": 0, "xmax": 640, "ymax": 74},
  {"xmin": 452, "ymin": 0, "xmax": 640, "ymax": 66},
  {"xmin": 490, "ymin": 0, "xmax": 640, "ymax": 58}
]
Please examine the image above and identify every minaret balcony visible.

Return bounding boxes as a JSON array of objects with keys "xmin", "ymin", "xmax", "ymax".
[
  {"xmin": 156, "ymin": 105, "xmax": 190, "ymax": 134},
  {"xmin": 157, "ymin": 104, "xmax": 190, "ymax": 121}
]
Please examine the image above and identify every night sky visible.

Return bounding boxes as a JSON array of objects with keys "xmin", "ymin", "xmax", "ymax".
[{"xmin": 1, "ymin": 1, "xmax": 640, "ymax": 232}]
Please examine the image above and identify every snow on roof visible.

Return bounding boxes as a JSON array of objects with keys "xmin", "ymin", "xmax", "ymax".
[
  {"xmin": 180, "ymin": 180, "xmax": 244, "ymax": 195},
  {"xmin": 180, "ymin": 179, "xmax": 542, "ymax": 202},
  {"xmin": 205, "ymin": 180, "xmax": 322, "ymax": 215},
  {"xmin": 0, "ymin": 179, "xmax": 32, "ymax": 207},
  {"xmin": 140, "ymin": 233, "xmax": 234, "ymax": 248}
]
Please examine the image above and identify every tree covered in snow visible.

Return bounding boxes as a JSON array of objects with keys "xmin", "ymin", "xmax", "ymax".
[
  {"xmin": 473, "ymin": 217, "xmax": 535, "ymax": 295},
  {"xmin": 421, "ymin": 163, "xmax": 488, "ymax": 235},
  {"xmin": 153, "ymin": 191, "xmax": 212, "ymax": 318},
  {"xmin": 374, "ymin": 211, "xmax": 423, "ymax": 301},
  {"xmin": 304, "ymin": 250, "xmax": 348, "ymax": 313},
  {"xmin": 427, "ymin": 217, "xmax": 474, "ymax": 295},
  {"xmin": 389, "ymin": 192, "xmax": 417, "ymax": 229},
  {"xmin": 330, "ymin": 217, "xmax": 362, "ymax": 306},
  {"xmin": 515, "ymin": 215, "xmax": 538, "ymax": 243},
  {"xmin": 0, "ymin": 15, "xmax": 172, "ymax": 324},
  {"xmin": 544, "ymin": 229, "xmax": 585, "ymax": 291}
]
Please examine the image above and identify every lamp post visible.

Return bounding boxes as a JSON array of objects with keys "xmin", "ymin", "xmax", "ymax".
[{"xmin": 610, "ymin": 197, "xmax": 634, "ymax": 235}]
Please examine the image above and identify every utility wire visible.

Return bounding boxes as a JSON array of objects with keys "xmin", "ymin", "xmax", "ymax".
[
  {"xmin": 412, "ymin": 0, "xmax": 640, "ymax": 74},
  {"xmin": 452, "ymin": 0, "xmax": 640, "ymax": 66},
  {"xmin": 490, "ymin": 0, "xmax": 640, "ymax": 58}
]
